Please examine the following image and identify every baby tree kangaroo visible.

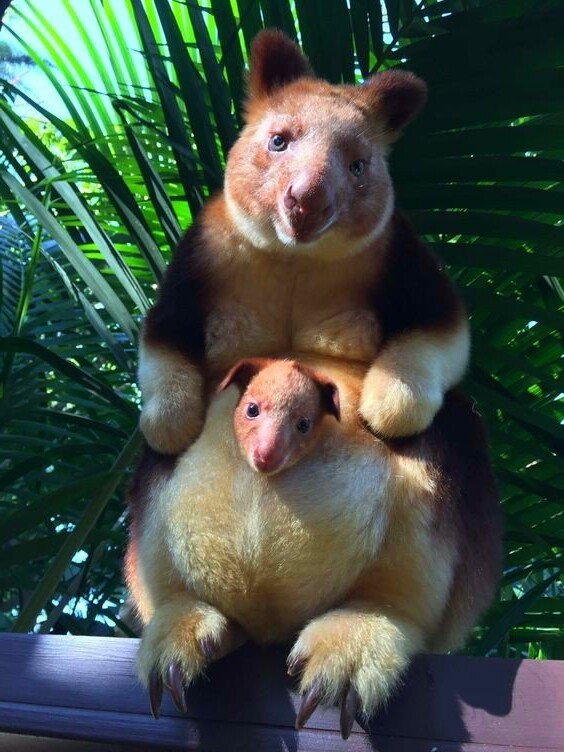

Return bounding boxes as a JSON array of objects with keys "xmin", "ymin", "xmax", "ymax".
[
  {"xmin": 219, "ymin": 357, "xmax": 341, "ymax": 475},
  {"xmin": 137, "ymin": 29, "xmax": 469, "ymax": 455}
]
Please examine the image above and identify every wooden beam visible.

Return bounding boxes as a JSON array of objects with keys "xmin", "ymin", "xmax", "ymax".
[{"xmin": 0, "ymin": 634, "xmax": 562, "ymax": 750}]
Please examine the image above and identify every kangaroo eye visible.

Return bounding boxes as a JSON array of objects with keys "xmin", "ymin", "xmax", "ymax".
[
  {"xmin": 268, "ymin": 134, "xmax": 287, "ymax": 152},
  {"xmin": 350, "ymin": 159, "xmax": 366, "ymax": 177},
  {"xmin": 296, "ymin": 418, "xmax": 311, "ymax": 434},
  {"xmin": 246, "ymin": 403, "xmax": 260, "ymax": 419}
]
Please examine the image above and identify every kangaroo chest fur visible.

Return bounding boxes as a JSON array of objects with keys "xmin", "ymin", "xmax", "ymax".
[
  {"xmin": 204, "ymin": 245, "xmax": 382, "ymax": 377},
  {"xmin": 154, "ymin": 386, "xmax": 393, "ymax": 642}
]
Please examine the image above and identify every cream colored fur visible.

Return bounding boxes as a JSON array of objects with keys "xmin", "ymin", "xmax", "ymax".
[
  {"xmin": 138, "ymin": 338, "xmax": 205, "ymax": 454},
  {"xmin": 288, "ymin": 607, "xmax": 424, "ymax": 717},
  {"xmin": 135, "ymin": 358, "xmax": 462, "ymax": 717},
  {"xmin": 137, "ymin": 595, "xmax": 229, "ymax": 686},
  {"xmin": 360, "ymin": 322, "xmax": 471, "ymax": 437},
  {"xmin": 286, "ymin": 473, "xmax": 458, "ymax": 717}
]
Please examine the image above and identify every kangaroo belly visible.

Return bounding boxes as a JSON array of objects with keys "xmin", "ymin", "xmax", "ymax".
[{"xmin": 159, "ymin": 383, "xmax": 393, "ymax": 641}]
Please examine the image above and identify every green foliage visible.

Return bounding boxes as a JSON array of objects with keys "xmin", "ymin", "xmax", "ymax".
[{"xmin": 0, "ymin": 0, "xmax": 562, "ymax": 655}]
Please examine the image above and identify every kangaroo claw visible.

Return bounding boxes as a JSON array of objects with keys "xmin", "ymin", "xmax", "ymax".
[
  {"xmin": 199, "ymin": 636, "xmax": 218, "ymax": 662},
  {"xmin": 149, "ymin": 667, "xmax": 163, "ymax": 720},
  {"xmin": 340, "ymin": 685, "xmax": 360, "ymax": 739},
  {"xmin": 287, "ymin": 655, "xmax": 307, "ymax": 677},
  {"xmin": 167, "ymin": 661, "xmax": 188, "ymax": 714},
  {"xmin": 295, "ymin": 679, "xmax": 323, "ymax": 730}
]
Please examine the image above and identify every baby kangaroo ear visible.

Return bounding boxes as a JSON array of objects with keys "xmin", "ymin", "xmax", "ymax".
[
  {"xmin": 316, "ymin": 378, "xmax": 341, "ymax": 422},
  {"xmin": 217, "ymin": 358, "xmax": 272, "ymax": 394}
]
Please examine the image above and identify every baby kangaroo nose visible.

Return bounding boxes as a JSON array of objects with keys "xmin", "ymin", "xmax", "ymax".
[
  {"xmin": 253, "ymin": 446, "xmax": 279, "ymax": 473},
  {"xmin": 252, "ymin": 433, "xmax": 285, "ymax": 473},
  {"xmin": 284, "ymin": 173, "xmax": 333, "ymax": 216}
]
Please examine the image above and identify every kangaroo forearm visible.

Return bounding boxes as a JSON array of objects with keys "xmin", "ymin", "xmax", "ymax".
[{"xmin": 360, "ymin": 320, "xmax": 470, "ymax": 437}]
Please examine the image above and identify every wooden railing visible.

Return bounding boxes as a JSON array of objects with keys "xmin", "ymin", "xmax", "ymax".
[{"xmin": 0, "ymin": 633, "xmax": 563, "ymax": 751}]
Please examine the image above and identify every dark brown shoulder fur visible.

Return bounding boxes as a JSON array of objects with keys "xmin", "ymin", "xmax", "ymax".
[
  {"xmin": 371, "ymin": 210, "xmax": 465, "ymax": 340},
  {"xmin": 143, "ymin": 219, "xmax": 210, "ymax": 362},
  {"xmin": 431, "ymin": 390, "xmax": 503, "ymax": 648},
  {"xmin": 388, "ymin": 390, "xmax": 503, "ymax": 648}
]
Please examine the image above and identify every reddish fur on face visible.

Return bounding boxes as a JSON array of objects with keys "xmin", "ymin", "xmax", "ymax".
[
  {"xmin": 224, "ymin": 31, "xmax": 427, "ymax": 251},
  {"xmin": 227, "ymin": 76, "xmax": 395, "ymax": 248},
  {"xmin": 219, "ymin": 359, "xmax": 340, "ymax": 475}
]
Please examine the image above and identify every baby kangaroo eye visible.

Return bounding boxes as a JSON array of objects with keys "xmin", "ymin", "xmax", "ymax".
[
  {"xmin": 350, "ymin": 159, "xmax": 366, "ymax": 177},
  {"xmin": 246, "ymin": 403, "xmax": 260, "ymax": 419},
  {"xmin": 296, "ymin": 418, "xmax": 311, "ymax": 434},
  {"xmin": 268, "ymin": 134, "xmax": 288, "ymax": 152}
]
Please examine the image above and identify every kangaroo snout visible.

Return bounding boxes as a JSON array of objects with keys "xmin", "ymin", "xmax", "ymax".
[{"xmin": 283, "ymin": 172, "xmax": 335, "ymax": 240}]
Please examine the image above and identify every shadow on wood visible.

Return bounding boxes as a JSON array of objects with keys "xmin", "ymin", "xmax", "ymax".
[{"xmin": 0, "ymin": 634, "xmax": 562, "ymax": 751}]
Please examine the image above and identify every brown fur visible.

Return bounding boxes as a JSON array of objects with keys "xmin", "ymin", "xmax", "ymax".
[
  {"xmin": 128, "ymin": 30, "xmax": 500, "ymax": 723},
  {"xmin": 247, "ymin": 29, "xmax": 313, "ymax": 101}
]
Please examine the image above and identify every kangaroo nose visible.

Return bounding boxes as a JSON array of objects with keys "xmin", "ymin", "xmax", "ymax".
[
  {"xmin": 253, "ymin": 446, "xmax": 281, "ymax": 473},
  {"xmin": 252, "ymin": 431, "xmax": 285, "ymax": 473},
  {"xmin": 284, "ymin": 187, "xmax": 297, "ymax": 211},
  {"xmin": 284, "ymin": 173, "xmax": 333, "ymax": 216}
]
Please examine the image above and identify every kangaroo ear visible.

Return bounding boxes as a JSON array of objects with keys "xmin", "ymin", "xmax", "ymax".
[
  {"xmin": 358, "ymin": 69, "xmax": 427, "ymax": 142},
  {"xmin": 248, "ymin": 29, "xmax": 312, "ymax": 100},
  {"xmin": 217, "ymin": 358, "xmax": 272, "ymax": 394},
  {"xmin": 315, "ymin": 378, "xmax": 341, "ymax": 422}
]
